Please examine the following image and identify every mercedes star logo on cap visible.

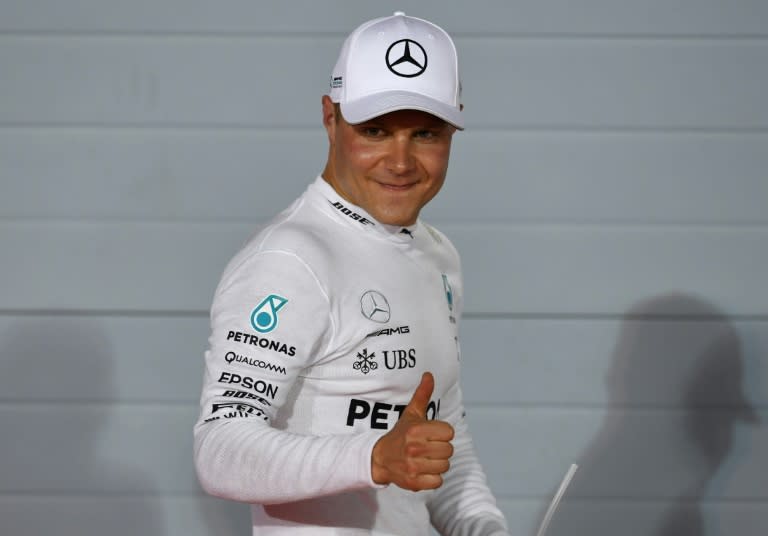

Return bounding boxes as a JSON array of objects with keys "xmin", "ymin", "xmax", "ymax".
[{"xmin": 385, "ymin": 39, "xmax": 427, "ymax": 78}]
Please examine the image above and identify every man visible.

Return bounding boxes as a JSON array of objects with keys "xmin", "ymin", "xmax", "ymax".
[{"xmin": 194, "ymin": 12, "xmax": 510, "ymax": 535}]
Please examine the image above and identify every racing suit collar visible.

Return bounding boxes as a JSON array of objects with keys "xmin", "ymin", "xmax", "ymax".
[{"xmin": 310, "ymin": 176, "xmax": 419, "ymax": 244}]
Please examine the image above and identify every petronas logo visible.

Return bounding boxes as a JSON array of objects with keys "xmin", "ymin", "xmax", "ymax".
[{"xmin": 250, "ymin": 294, "xmax": 288, "ymax": 333}]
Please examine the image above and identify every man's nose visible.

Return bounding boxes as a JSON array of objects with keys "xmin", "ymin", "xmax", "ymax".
[{"xmin": 386, "ymin": 138, "xmax": 416, "ymax": 175}]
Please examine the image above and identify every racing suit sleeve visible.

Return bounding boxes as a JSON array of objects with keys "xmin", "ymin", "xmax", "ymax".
[
  {"xmin": 193, "ymin": 249, "xmax": 383, "ymax": 504},
  {"xmin": 426, "ymin": 382, "xmax": 510, "ymax": 536}
]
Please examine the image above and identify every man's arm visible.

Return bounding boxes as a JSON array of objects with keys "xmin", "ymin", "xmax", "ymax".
[
  {"xmin": 193, "ymin": 249, "xmax": 383, "ymax": 503},
  {"xmin": 194, "ymin": 418, "xmax": 382, "ymax": 503},
  {"xmin": 426, "ymin": 383, "xmax": 510, "ymax": 536}
]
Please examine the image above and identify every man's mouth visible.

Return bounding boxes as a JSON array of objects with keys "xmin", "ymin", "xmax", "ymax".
[{"xmin": 375, "ymin": 181, "xmax": 416, "ymax": 191}]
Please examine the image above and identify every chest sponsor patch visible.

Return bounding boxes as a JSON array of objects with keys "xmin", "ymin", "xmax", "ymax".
[
  {"xmin": 353, "ymin": 348, "xmax": 417, "ymax": 374},
  {"xmin": 224, "ymin": 350, "xmax": 287, "ymax": 375},
  {"xmin": 366, "ymin": 325, "xmax": 410, "ymax": 337},
  {"xmin": 360, "ymin": 290, "xmax": 390, "ymax": 323},
  {"xmin": 250, "ymin": 294, "xmax": 288, "ymax": 333},
  {"xmin": 346, "ymin": 397, "xmax": 440, "ymax": 430},
  {"xmin": 217, "ymin": 372, "xmax": 279, "ymax": 400},
  {"xmin": 330, "ymin": 200, "xmax": 374, "ymax": 226}
]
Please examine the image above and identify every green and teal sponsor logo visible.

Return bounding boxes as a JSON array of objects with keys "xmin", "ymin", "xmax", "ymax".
[
  {"xmin": 442, "ymin": 274, "xmax": 453, "ymax": 312},
  {"xmin": 250, "ymin": 294, "xmax": 288, "ymax": 333}
]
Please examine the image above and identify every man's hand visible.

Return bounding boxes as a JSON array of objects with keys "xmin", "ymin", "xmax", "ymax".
[{"xmin": 371, "ymin": 372, "xmax": 455, "ymax": 491}]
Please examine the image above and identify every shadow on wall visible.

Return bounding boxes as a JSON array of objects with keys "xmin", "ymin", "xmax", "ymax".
[
  {"xmin": 546, "ymin": 293, "xmax": 759, "ymax": 536},
  {"xmin": 195, "ymin": 484, "xmax": 254, "ymax": 535},
  {"xmin": 0, "ymin": 316, "xmax": 254, "ymax": 535},
  {"xmin": 0, "ymin": 317, "xmax": 164, "ymax": 536}
]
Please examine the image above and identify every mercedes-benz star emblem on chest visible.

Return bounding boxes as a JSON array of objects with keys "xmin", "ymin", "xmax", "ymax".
[
  {"xmin": 360, "ymin": 290, "xmax": 391, "ymax": 323},
  {"xmin": 385, "ymin": 39, "xmax": 427, "ymax": 78}
]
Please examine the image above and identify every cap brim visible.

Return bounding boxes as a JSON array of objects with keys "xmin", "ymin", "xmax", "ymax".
[{"xmin": 340, "ymin": 91, "xmax": 464, "ymax": 130}]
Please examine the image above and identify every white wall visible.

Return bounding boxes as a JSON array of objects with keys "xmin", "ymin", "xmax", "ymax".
[{"xmin": 1, "ymin": 1, "xmax": 767, "ymax": 535}]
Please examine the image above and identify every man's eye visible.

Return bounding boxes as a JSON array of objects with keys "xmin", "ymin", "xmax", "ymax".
[
  {"xmin": 414, "ymin": 130, "xmax": 436, "ymax": 139},
  {"xmin": 362, "ymin": 127, "xmax": 385, "ymax": 137}
]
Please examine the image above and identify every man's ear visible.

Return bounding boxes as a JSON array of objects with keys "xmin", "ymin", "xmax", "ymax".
[{"xmin": 321, "ymin": 95, "xmax": 337, "ymax": 143}]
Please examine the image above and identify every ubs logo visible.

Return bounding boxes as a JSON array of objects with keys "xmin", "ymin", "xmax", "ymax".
[
  {"xmin": 353, "ymin": 348, "xmax": 378, "ymax": 375},
  {"xmin": 383, "ymin": 348, "xmax": 416, "ymax": 370},
  {"xmin": 386, "ymin": 39, "xmax": 427, "ymax": 78},
  {"xmin": 353, "ymin": 348, "xmax": 416, "ymax": 373}
]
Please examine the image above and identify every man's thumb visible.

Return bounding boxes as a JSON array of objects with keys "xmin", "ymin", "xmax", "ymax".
[{"xmin": 404, "ymin": 372, "xmax": 434, "ymax": 418}]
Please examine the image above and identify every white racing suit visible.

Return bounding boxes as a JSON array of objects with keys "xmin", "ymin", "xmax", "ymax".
[{"xmin": 194, "ymin": 176, "xmax": 509, "ymax": 535}]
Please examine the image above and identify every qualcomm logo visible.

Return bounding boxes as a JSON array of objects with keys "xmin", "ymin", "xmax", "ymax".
[
  {"xmin": 250, "ymin": 294, "xmax": 288, "ymax": 333},
  {"xmin": 360, "ymin": 290, "xmax": 390, "ymax": 323}
]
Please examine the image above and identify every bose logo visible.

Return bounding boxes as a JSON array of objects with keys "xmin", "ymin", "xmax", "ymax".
[{"xmin": 331, "ymin": 201, "xmax": 374, "ymax": 226}]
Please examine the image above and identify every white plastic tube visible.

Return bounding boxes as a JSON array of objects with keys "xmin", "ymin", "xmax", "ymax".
[{"xmin": 535, "ymin": 463, "xmax": 578, "ymax": 536}]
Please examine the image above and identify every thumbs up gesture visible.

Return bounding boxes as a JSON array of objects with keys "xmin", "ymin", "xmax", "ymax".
[{"xmin": 371, "ymin": 372, "xmax": 455, "ymax": 491}]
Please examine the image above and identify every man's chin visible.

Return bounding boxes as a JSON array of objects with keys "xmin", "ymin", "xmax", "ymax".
[{"xmin": 374, "ymin": 212, "xmax": 418, "ymax": 227}]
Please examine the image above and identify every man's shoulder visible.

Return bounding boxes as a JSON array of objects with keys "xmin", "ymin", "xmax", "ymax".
[
  {"xmin": 421, "ymin": 221, "xmax": 450, "ymax": 246},
  {"xmin": 420, "ymin": 221, "xmax": 461, "ymax": 262},
  {"xmin": 257, "ymin": 205, "xmax": 338, "ymax": 254},
  {"xmin": 225, "ymin": 200, "xmax": 341, "ymax": 276}
]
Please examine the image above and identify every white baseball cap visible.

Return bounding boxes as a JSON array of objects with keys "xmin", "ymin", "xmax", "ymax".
[{"xmin": 329, "ymin": 11, "xmax": 464, "ymax": 130}]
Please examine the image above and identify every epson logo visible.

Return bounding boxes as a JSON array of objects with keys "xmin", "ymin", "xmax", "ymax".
[
  {"xmin": 217, "ymin": 372, "xmax": 278, "ymax": 400},
  {"xmin": 346, "ymin": 397, "xmax": 441, "ymax": 430},
  {"xmin": 224, "ymin": 351, "xmax": 287, "ymax": 375},
  {"xmin": 366, "ymin": 326, "xmax": 410, "ymax": 338},
  {"xmin": 227, "ymin": 330, "xmax": 296, "ymax": 357},
  {"xmin": 331, "ymin": 201, "xmax": 374, "ymax": 226}
]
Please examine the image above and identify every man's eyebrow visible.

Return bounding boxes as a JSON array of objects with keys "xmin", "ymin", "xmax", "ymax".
[{"xmin": 419, "ymin": 122, "xmax": 450, "ymax": 131}]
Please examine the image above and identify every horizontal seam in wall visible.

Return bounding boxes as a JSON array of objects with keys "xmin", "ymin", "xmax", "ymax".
[
  {"xmin": 2, "ymin": 31, "xmax": 768, "ymax": 41},
  {"xmin": 2, "ymin": 123, "xmax": 768, "ymax": 134},
  {"xmin": 0, "ymin": 400, "xmax": 198, "ymax": 407}
]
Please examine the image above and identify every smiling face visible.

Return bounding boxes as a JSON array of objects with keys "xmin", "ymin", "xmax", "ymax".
[{"xmin": 321, "ymin": 95, "xmax": 456, "ymax": 227}]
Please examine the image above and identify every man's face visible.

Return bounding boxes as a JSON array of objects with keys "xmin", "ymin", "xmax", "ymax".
[{"xmin": 322, "ymin": 95, "xmax": 456, "ymax": 227}]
